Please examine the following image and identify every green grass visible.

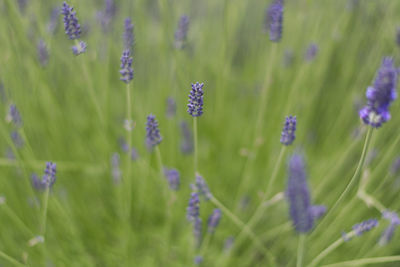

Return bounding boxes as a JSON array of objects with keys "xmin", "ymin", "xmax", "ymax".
[{"xmin": 1, "ymin": 0, "xmax": 400, "ymax": 266}]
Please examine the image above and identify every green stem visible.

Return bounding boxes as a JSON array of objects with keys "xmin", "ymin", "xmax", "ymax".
[
  {"xmin": 155, "ymin": 146, "xmax": 164, "ymax": 179},
  {"xmin": 193, "ymin": 117, "xmax": 198, "ymax": 173},
  {"xmin": 297, "ymin": 234, "xmax": 306, "ymax": 267},
  {"xmin": 210, "ymin": 196, "xmax": 276, "ymax": 266},
  {"xmin": 125, "ymin": 82, "xmax": 133, "ymax": 220},
  {"xmin": 321, "ymin": 256, "xmax": 400, "ymax": 267},
  {"xmin": 0, "ymin": 250, "xmax": 25, "ymax": 267},
  {"xmin": 40, "ymin": 185, "xmax": 50, "ymax": 235},
  {"xmin": 312, "ymin": 127, "xmax": 373, "ymax": 234}
]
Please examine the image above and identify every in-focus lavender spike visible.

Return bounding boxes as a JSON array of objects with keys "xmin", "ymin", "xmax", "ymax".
[
  {"xmin": 123, "ymin": 18, "xmax": 134, "ymax": 51},
  {"xmin": 10, "ymin": 131, "xmax": 24, "ymax": 148},
  {"xmin": 309, "ymin": 205, "xmax": 326, "ymax": 220},
  {"xmin": 207, "ymin": 208, "xmax": 222, "ymax": 233},
  {"xmin": 359, "ymin": 57, "xmax": 398, "ymax": 128},
  {"xmin": 180, "ymin": 121, "xmax": 193, "ymax": 154},
  {"xmin": 7, "ymin": 104, "xmax": 22, "ymax": 127},
  {"xmin": 286, "ymin": 154, "xmax": 314, "ymax": 233},
  {"xmin": 305, "ymin": 43, "xmax": 318, "ymax": 62},
  {"xmin": 37, "ymin": 39, "xmax": 49, "ymax": 67},
  {"xmin": 61, "ymin": 2, "xmax": 82, "ymax": 40},
  {"xmin": 166, "ymin": 97, "xmax": 176, "ymax": 118},
  {"xmin": 265, "ymin": 0, "xmax": 283, "ymax": 42},
  {"xmin": 352, "ymin": 218, "xmax": 379, "ymax": 236},
  {"xmin": 164, "ymin": 168, "xmax": 180, "ymax": 190},
  {"xmin": 280, "ymin": 115, "xmax": 296, "ymax": 146},
  {"xmin": 120, "ymin": 49, "xmax": 134, "ymax": 83},
  {"xmin": 187, "ymin": 192, "xmax": 200, "ymax": 222},
  {"xmin": 194, "ymin": 174, "xmax": 212, "ymax": 200},
  {"xmin": 43, "ymin": 162, "xmax": 57, "ymax": 187},
  {"xmin": 174, "ymin": 15, "xmax": 190, "ymax": 49},
  {"xmin": 111, "ymin": 153, "xmax": 121, "ymax": 184},
  {"xmin": 146, "ymin": 114, "xmax": 162, "ymax": 148},
  {"xmin": 187, "ymin": 82, "xmax": 204, "ymax": 117},
  {"xmin": 379, "ymin": 211, "xmax": 400, "ymax": 246}
]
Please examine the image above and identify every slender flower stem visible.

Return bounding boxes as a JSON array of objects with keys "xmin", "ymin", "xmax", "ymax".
[
  {"xmin": 0, "ymin": 250, "xmax": 25, "ymax": 267},
  {"xmin": 193, "ymin": 117, "xmax": 198, "ymax": 173},
  {"xmin": 155, "ymin": 147, "xmax": 164, "ymax": 179},
  {"xmin": 40, "ymin": 186, "xmax": 50, "ymax": 235},
  {"xmin": 297, "ymin": 234, "xmax": 306, "ymax": 267},
  {"xmin": 125, "ymin": 82, "xmax": 133, "ymax": 220},
  {"xmin": 312, "ymin": 127, "xmax": 373, "ymax": 234},
  {"xmin": 321, "ymin": 256, "xmax": 400, "ymax": 267},
  {"xmin": 210, "ymin": 196, "xmax": 276, "ymax": 266},
  {"xmin": 357, "ymin": 190, "xmax": 386, "ymax": 213},
  {"xmin": 308, "ymin": 232, "xmax": 356, "ymax": 267}
]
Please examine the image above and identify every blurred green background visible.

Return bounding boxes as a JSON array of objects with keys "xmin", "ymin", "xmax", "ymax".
[{"xmin": 0, "ymin": 0, "xmax": 400, "ymax": 266}]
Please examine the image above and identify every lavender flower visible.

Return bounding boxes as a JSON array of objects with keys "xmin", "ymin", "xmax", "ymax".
[
  {"xmin": 310, "ymin": 205, "xmax": 326, "ymax": 220},
  {"xmin": 359, "ymin": 57, "xmax": 398, "ymax": 128},
  {"xmin": 305, "ymin": 43, "xmax": 318, "ymax": 62},
  {"xmin": 120, "ymin": 49, "xmax": 133, "ymax": 83},
  {"xmin": 10, "ymin": 131, "xmax": 24, "ymax": 148},
  {"xmin": 130, "ymin": 147, "xmax": 139, "ymax": 161},
  {"xmin": 118, "ymin": 137, "xmax": 129, "ymax": 153},
  {"xmin": 187, "ymin": 192, "xmax": 200, "ymax": 222},
  {"xmin": 194, "ymin": 256, "xmax": 203, "ymax": 265},
  {"xmin": 166, "ymin": 97, "xmax": 176, "ymax": 118},
  {"xmin": 194, "ymin": 174, "xmax": 212, "ymax": 200},
  {"xmin": 72, "ymin": 41, "xmax": 87, "ymax": 55},
  {"xmin": 187, "ymin": 82, "xmax": 204, "ymax": 117},
  {"xmin": 224, "ymin": 236, "xmax": 235, "ymax": 252},
  {"xmin": 174, "ymin": 15, "xmax": 190, "ymax": 49},
  {"xmin": 379, "ymin": 211, "xmax": 400, "ymax": 246},
  {"xmin": 31, "ymin": 173, "xmax": 46, "ymax": 191},
  {"xmin": 180, "ymin": 121, "xmax": 193, "ymax": 154},
  {"xmin": 352, "ymin": 218, "xmax": 379, "ymax": 236},
  {"xmin": 391, "ymin": 157, "xmax": 400, "ymax": 175},
  {"xmin": 43, "ymin": 162, "xmax": 57, "ymax": 187},
  {"xmin": 37, "ymin": 39, "xmax": 49, "ymax": 67},
  {"xmin": 266, "ymin": 0, "xmax": 283, "ymax": 42},
  {"xmin": 7, "ymin": 104, "xmax": 22, "ymax": 127},
  {"xmin": 47, "ymin": 7, "xmax": 60, "ymax": 35},
  {"xmin": 146, "ymin": 114, "xmax": 162, "ymax": 148},
  {"xmin": 98, "ymin": 0, "xmax": 116, "ymax": 33},
  {"xmin": 287, "ymin": 154, "xmax": 313, "ymax": 233},
  {"xmin": 208, "ymin": 209, "xmax": 222, "ymax": 233},
  {"xmin": 61, "ymin": 2, "xmax": 82, "ymax": 40},
  {"xmin": 280, "ymin": 115, "xmax": 296, "ymax": 145},
  {"xmin": 123, "ymin": 18, "xmax": 134, "ymax": 51},
  {"xmin": 164, "ymin": 168, "xmax": 180, "ymax": 190},
  {"xmin": 111, "ymin": 153, "xmax": 121, "ymax": 184}
]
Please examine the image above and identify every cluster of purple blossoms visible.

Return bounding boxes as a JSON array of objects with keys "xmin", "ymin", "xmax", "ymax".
[
  {"xmin": 305, "ymin": 43, "xmax": 318, "ymax": 62},
  {"xmin": 187, "ymin": 82, "xmax": 204, "ymax": 117},
  {"xmin": 37, "ymin": 39, "xmax": 49, "ymax": 67},
  {"xmin": 352, "ymin": 219, "xmax": 379, "ymax": 236},
  {"xmin": 180, "ymin": 121, "xmax": 194, "ymax": 154},
  {"xmin": 309, "ymin": 205, "xmax": 326, "ymax": 220},
  {"xmin": 164, "ymin": 168, "xmax": 180, "ymax": 191},
  {"xmin": 207, "ymin": 209, "xmax": 222, "ymax": 234},
  {"xmin": 174, "ymin": 15, "xmax": 190, "ymax": 49},
  {"xmin": 359, "ymin": 57, "xmax": 398, "ymax": 128},
  {"xmin": 379, "ymin": 211, "xmax": 400, "ymax": 246},
  {"xmin": 187, "ymin": 193, "xmax": 202, "ymax": 247},
  {"xmin": 11, "ymin": 131, "xmax": 24, "ymax": 148},
  {"xmin": 47, "ymin": 7, "xmax": 60, "ymax": 35},
  {"xmin": 7, "ymin": 104, "xmax": 22, "ymax": 127},
  {"xmin": 286, "ymin": 154, "xmax": 314, "ymax": 233},
  {"xmin": 123, "ymin": 18, "xmax": 134, "ymax": 51},
  {"xmin": 61, "ymin": 2, "xmax": 87, "ymax": 55},
  {"xmin": 265, "ymin": 0, "xmax": 283, "ymax": 42},
  {"xmin": 32, "ymin": 162, "xmax": 57, "ymax": 191},
  {"xmin": 146, "ymin": 115, "xmax": 162, "ymax": 148},
  {"xmin": 280, "ymin": 115, "xmax": 297, "ymax": 145},
  {"xmin": 193, "ymin": 174, "xmax": 213, "ymax": 200},
  {"xmin": 120, "ymin": 49, "xmax": 134, "ymax": 83}
]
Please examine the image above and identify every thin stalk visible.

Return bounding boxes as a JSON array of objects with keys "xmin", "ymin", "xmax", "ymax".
[
  {"xmin": 125, "ymin": 82, "xmax": 133, "ymax": 220},
  {"xmin": 0, "ymin": 250, "xmax": 25, "ymax": 267},
  {"xmin": 40, "ymin": 185, "xmax": 50, "ymax": 235},
  {"xmin": 312, "ymin": 127, "xmax": 373, "ymax": 235},
  {"xmin": 357, "ymin": 190, "xmax": 386, "ymax": 213},
  {"xmin": 297, "ymin": 234, "xmax": 306, "ymax": 267},
  {"xmin": 155, "ymin": 146, "xmax": 164, "ymax": 179},
  {"xmin": 321, "ymin": 256, "xmax": 400, "ymax": 267},
  {"xmin": 193, "ymin": 117, "xmax": 198, "ymax": 173}
]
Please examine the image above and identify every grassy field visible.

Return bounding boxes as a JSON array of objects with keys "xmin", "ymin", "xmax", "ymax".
[{"xmin": 1, "ymin": 0, "xmax": 400, "ymax": 266}]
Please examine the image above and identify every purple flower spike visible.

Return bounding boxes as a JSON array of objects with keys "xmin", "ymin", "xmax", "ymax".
[
  {"xmin": 194, "ymin": 174, "xmax": 212, "ymax": 200},
  {"xmin": 207, "ymin": 209, "xmax": 222, "ymax": 233},
  {"xmin": 180, "ymin": 121, "xmax": 194, "ymax": 154},
  {"xmin": 164, "ymin": 168, "xmax": 180, "ymax": 191},
  {"xmin": 146, "ymin": 114, "xmax": 162, "ymax": 148},
  {"xmin": 359, "ymin": 57, "xmax": 398, "ymax": 128},
  {"xmin": 187, "ymin": 192, "xmax": 200, "ymax": 222},
  {"xmin": 310, "ymin": 205, "xmax": 326, "ymax": 220},
  {"xmin": 7, "ymin": 104, "xmax": 22, "ymax": 127},
  {"xmin": 352, "ymin": 218, "xmax": 379, "ymax": 236},
  {"xmin": 123, "ymin": 18, "xmax": 134, "ymax": 51},
  {"xmin": 391, "ymin": 157, "xmax": 400, "ymax": 175},
  {"xmin": 379, "ymin": 211, "xmax": 400, "ymax": 246},
  {"xmin": 43, "ymin": 162, "xmax": 57, "ymax": 187},
  {"xmin": 166, "ymin": 97, "xmax": 176, "ymax": 118},
  {"xmin": 31, "ymin": 174, "xmax": 46, "ymax": 191},
  {"xmin": 61, "ymin": 2, "xmax": 82, "ymax": 40},
  {"xmin": 72, "ymin": 41, "xmax": 87, "ymax": 56},
  {"xmin": 47, "ymin": 7, "xmax": 60, "ymax": 35},
  {"xmin": 120, "ymin": 49, "xmax": 134, "ymax": 83},
  {"xmin": 37, "ymin": 39, "xmax": 49, "ymax": 67},
  {"xmin": 98, "ymin": 0, "xmax": 116, "ymax": 33},
  {"xmin": 280, "ymin": 115, "xmax": 297, "ymax": 145},
  {"xmin": 174, "ymin": 15, "xmax": 190, "ymax": 49},
  {"xmin": 187, "ymin": 82, "xmax": 204, "ymax": 117},
  {"xmin": 305, "ymin": 43, "xmax": 318, "ymax": 62},
  {"xmin": 287, "ymin": 154, "xmax": 313, "ymax": 233},
  {"xmin": 11, "ymin": 131, "xmax": 24, "ymax": 148},
  {"xmin": 266, "ymin": 0, "xmax": 283, "ymax": 42}
]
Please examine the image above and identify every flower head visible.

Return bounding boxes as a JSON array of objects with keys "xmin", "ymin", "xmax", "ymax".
[
  {"xmin": 37, "ymin": 39, "xmax": 49, "ymax": 67},
  {"xmin": 187, "ymin": 82, "xmax": 204, "ymax": 117},
  {"xmin": 174, "ymin": 15, "xmax": 190, "ymax": 49},
  {"xmin": 123, "ymin": 18, "xmax": 134, "ymax": 51},
  {"xmin": 391, "ymin": 157, "xmax": 400, "ymax": 175},
  {"xmin": 7, "ymin": 104, "xmax": 22, "ymax": 127},
  {"xmin": 208, "ymin": 209, "xmax": 222, "ymax": 233},
  {"xmin": 359, "ymin": 57, "xmax": 398, "ymax": 128},
  {"xmin": 305, "ymin": 43, "xmax": 318, "ymax": 62},
  {"xmin": 286, "ymin": 154, "xmax": 313, "ymax": 233},
  {"xmin": 166, "ymin": 97, "xmax": 176, "ymax": 118},
  {"xmin": 32, "ymin": 162, "xmax": 57, "ymax": 191},
  {"xmin": 11, "ymin": 131, "xmax": 24, "ymax": 148},
  {"xmin": 187, "ymin": 192, "xmax": 200, "ymax": 222},
  {"xmin": 72, "ymin": 40, "xmax": 87, "ymax": 56},
  {"xmin": 47, "ymin": 7, "xmax": 60, "ymax": 35},
  {"xmin": 164, "ymin": 168, "xmax": 180, "ymax": 190},
  {"xmin": 352, "ymin": 218, "xmax": 379, "ymax": 236},
  {"xmin": 310, "ymin": 205, "xmax": 326, "ymax": 220},
  {"xmin": 120, "ymin": 49, "xmax": 134, "ymax": 83},
  {"xmin": 379, "ymin": 211, "xmax": 400, "ymax": 246},
  {"xmin": 193, "ymin": 174, "xmax": 212, "ymax": 200},
  {"xmin": 280, "ymin": 115, "xmax": 297, "ymax": 145},
  {"xmin": 61, "ymin": 2, "xmax": 82, "ymax": 40},
  {"xmin": 266, "ymin": 0, "xmax": 283, "ymax": 42},
  {"xmin": 146, "ymin": 114, "xmax": 162, "ymax": 148},
  {"xmin": 98, "ymin": 0, "xmax": 116, "ymax": 33}
]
